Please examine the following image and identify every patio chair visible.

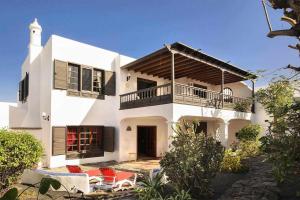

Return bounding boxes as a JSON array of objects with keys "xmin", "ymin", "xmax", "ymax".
[
  {"xmin": 66, "ymin": 165, "xmax": 102, "ymax": 182},
  {"xmin": 99, "ymin": 167, "xmax": 137, "ymax": 191}
]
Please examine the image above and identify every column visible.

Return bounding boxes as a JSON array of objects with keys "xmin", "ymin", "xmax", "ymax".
[
  {"xmin": 251, "ymin": 79, "xmax": 256, "ymax": 113},
  {"xmin": 171, "ymin": 52, "xmax": 175, "ymax": 102},
  {"xmin": 221, "ymin": 69, "xmax": 225, "ymax": 108},
  {"xmin": 217, "ymin": 120, "xmax": 230, "ymax": 148},
  {"xmin": 167, "ymin": 121, "xmax": 176, "ymax": 150}
]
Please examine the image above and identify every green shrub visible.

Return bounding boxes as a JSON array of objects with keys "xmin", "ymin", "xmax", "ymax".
[
  {"xmin": 220, "ymin": 149, "xmax": 248, "ymax": 173},
  {"xmin": 166, "ymin": 188, "xmax": 192, "ymax": 200},
  {"xmin": 136, "ymin": 173, "xmax": 165, "ymax": 200},
  {"xmin": 238, "ymin": 140, "xmax": 261, "ymax": 158},
  {"xmin": 233, "ymin": 100, "xmax": 251, "ymax": 112},
  {"xmin": 236, "ymin": 124, "xmax": 262, "ymax": 142},
  {"xmin": 160, "ymin": 121, "xmax": 224, "ymax": 199},
  {"xmin": 0, "ymin": 129, "xmax": 43, "ymax": 193}
]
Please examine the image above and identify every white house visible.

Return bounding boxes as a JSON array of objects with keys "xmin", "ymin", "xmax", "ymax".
[{"xmin": 7, "ymin": 19, "xmax": 259, "ymax": 168}]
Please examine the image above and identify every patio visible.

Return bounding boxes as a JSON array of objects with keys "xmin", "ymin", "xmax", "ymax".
[{"xmin": 46, "ymin": 159, "xmax": 161, "ymax": 175}]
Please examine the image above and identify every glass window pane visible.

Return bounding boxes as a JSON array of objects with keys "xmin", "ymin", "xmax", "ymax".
[
  {"xmin": 82, "ymin": 68, "xmax": 92, "ymax": 91},
  {"xmin": 93, "ymin": 70, "xmax": 103, "ymax": 93},
  {"xmin": 68, "ymin": 64, "xmax": 80, "ymax": 91}
]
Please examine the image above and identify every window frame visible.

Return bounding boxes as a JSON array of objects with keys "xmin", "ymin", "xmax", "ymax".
[
  {"xmin": 223, "ymin": 87, "xmax": 233, "ymax": 103},
  {"xmin": 67, "ymin": 63, "xmax": 80, "ymax": 92},
  {"xmin": 66, "ymin": 126, "xmax": 104, "ymax": 159},
  {"xmin": 66, "ymin": 62, "xmax": 105, "ymax": 99}
]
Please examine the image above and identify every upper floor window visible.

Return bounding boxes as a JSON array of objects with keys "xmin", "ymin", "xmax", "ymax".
[
  {"xmin": 68, "ymin": 64, "xmax": 80, "ymax": 91},
  {"xmin": 93, "ymin": 69, "xmax": 103, "ymax": 93},
  {"xmin": 19, "ymin": 73, "xmax": 29, "ymax": 103},
  {"xmin": 82, "ymin": 68, "xmax": 92, "ymax": 91},
  {"xmin": 54, "ymin": 60, "xmax": 116, "ymax": 98},
  {"xmin": 223, "ymin": 87, "xmax": 233, "ymax": 103}
]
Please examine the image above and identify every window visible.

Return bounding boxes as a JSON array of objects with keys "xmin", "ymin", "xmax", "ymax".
[
  {"xmin": 19, "ymin": 73, "xmax": 29, "ymax": 103},
  {"xmin": 68, "ymin": 64, "xmax": 80, "ymax": 90},
  {"xmin": 67, "ymin": 126, "xmax": 103, "ymax": 158},
  {"xmin": 82, "ymin": 68, "xmax": 92, "ymax": 91},
  {"xmin": 223, "ymin": 87, "xmax": 233, "ymax": 103},
  {"xmin": 66, "ymin": 63, "xmax": 104, "ymax": 97},
  {"xmin": 93, "ymin": 69, "xmax": 103, "ymax": 93}
]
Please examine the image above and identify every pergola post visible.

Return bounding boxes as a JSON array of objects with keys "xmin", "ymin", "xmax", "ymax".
[
  {"xmin": 251, "ymin": 79, "xmax": 256, "ymax": 113},
  {"xmin": 171, "ymin": 52, "xmax": 175, "ymax": 102},
  {"xmin": 221, "ymin": 69, "xmax": 225, "ymax": 108}
]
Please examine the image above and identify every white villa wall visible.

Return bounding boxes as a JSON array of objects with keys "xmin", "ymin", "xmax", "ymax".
[
  {"xmin": 119, "ymin": 117, "xmax": 168, "ymax": 162},
  {"xmin": 0, "ymin": 102, "xmax": 16, "ymax": 128}
]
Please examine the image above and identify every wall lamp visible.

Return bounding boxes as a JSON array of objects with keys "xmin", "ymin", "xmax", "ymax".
[
  {"xmin": 42, "ymin": 112, "xmax": 50, "ymax": 121},
  {"xmin": 126, "ymin": 73, "xmax": 131, "ymax": 81}
]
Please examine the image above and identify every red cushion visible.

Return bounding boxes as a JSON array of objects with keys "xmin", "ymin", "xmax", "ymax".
[
  {"xmin": 86, "ymin": 169, "xmax": 102, "ymax": 177},
  {"xmin": 66, "ymin": 165, "xmax": 83, "ymax": 173},
  {"xmin": 115, "ymin": 171, "xmax": 135, "ymax": 181},
  {"xmin": 100, "ymin": 168, "xmax": 116, "ymax": 182}
]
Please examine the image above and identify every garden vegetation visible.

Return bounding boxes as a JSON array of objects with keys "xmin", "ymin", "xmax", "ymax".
[{"xmin": 0, "ymin": 129, "xmax": 43, "ymax": 194}]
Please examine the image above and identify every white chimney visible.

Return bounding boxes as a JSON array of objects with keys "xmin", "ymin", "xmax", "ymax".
[{"xmin": 28, "ymin": 18, "xmax": 43, "ymax": 62}]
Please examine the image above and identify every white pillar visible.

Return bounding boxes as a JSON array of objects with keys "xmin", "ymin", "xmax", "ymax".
[
  {"xmin": 167, "ymin": 121, "xmax": 176, "ymax": 150},
  {"xmin": 217, "ymin": 120, "xmax": 230, "ymax": 148}
]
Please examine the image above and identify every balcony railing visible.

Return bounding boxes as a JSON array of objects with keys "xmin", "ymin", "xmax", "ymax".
[{"xmin": 120, "ymin": 83, "xmax": 252, "ymax": 111}]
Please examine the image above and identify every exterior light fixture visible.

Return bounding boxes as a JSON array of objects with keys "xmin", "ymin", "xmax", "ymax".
[
  {"xmin": 126, "ymin": 73, "xmax": 131, "ymax": 81},
  {"xmin": 42, "ymin": 112, "xmax": 50, "ymax": 121},
  {"xmin": 126, "ymin": 126, "xmax": 132, "ymax": 131}
]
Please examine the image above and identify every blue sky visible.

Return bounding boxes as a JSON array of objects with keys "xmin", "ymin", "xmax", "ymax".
[{"xmin": 0, "ymin": 0, "xmax": 299, "ymax": 102}]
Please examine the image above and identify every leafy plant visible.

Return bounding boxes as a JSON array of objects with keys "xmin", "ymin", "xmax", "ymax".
[
  {"xmin": 0, "ymin": 177, "xmax": 68, "ymax": 200},
  {"xmin": 238, "ymin": 140, "xmax": 261, "ymax": 158},
  {"xmin": 233, "ymin": 99, "xmax": 251, "ymax": 112},
  {"xmin": 166, "ymin": 188, "xmax": 192, "ymax": 200},
  {"xmin": 257, "ymin": 81, "xmax": 300, "ymax": 182},
  {"xmin": 0, "ymin": 129, "xmax": 43, "ymax": 193},
  {"xmin": 136, "ymin": 173, "xmax": 165, "ymax": 200},
  {"xmin": 160, "ymin": 121, "xmax": 224, "ymax": 199},
  {"xmin": 256, "ymin": 81, "xmax": 294, "ymax": 122},
  {"xmin": 220, "ymin": 149, "xmax": 248, "ymax": 173},
  {"xmin": 236, "ymin": 124, "xmax": 262, "ymax": 142}
]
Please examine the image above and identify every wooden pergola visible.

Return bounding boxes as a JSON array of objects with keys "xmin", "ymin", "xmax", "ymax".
[{"xmin": 122, "ymin": 42, "xmax": 257, "ymax": 110}]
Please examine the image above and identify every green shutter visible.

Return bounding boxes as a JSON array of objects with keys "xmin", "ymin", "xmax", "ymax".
[
  {"xmin": 104, "ymin": 127, "xmax": 115, "ymax": 152},
  {"xmin": 52, "ymin": 127, "xmax": 66, "ymax": 156},
  {"xmin": 54, "ymin": 60, "xmax": 68, "ymax": 90},
  {"xmin": 104, "ymin": 71, "xmax": 116, "ymax": 96}
]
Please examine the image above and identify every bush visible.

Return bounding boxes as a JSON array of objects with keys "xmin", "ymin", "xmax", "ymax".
[
  {"xmin": 220, "ymin": 149, "xmax": 248, "ymax": 173},
  {"xmin": 160, "ymin": 121, "xmax": 224, "ymax": 199},
  {"xmin": 238, "ymin": 140, "xmax": 260, "ymax": 158},
  {"xmin": 0, "ymin": 129, "xmax": 43, "ymax": 193},
  {"xmin": 136, "ymin": 173, "xmax": 192, "ymax": 200},
  {"xmin": 233, "ymin": 100, "xmax": 251, "ymax": 112},
  {"xmin": 236, "ymin": 124, "xmax": 262, "ymax": 142}
]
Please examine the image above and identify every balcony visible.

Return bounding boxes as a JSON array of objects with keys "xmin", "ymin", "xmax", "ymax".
[{"xmin": 120, "ymin": 83, "xmax": 252, "ymax": 112}]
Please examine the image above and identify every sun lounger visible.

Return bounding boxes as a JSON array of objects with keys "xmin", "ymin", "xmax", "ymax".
[{"xmin": 100, "ymin": 167, "xmax": 137, "ymax": 191}]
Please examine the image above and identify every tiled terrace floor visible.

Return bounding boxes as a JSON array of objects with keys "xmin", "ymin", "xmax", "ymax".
[{"xmin": 46, "ymin": 158, "xmax": 161, "ymax": 175}]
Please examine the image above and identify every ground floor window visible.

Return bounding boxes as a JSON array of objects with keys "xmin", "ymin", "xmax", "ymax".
[{"xmin": 66, "ymin": 126, "xmax": 104, "ymax": 159}]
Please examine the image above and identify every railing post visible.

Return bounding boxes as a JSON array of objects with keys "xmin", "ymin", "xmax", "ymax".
[{"xmin": 171, "ymin": 52, "xmax": 175, "ymax": 102}]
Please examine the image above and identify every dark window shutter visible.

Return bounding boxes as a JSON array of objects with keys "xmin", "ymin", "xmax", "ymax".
[
  {"xmin": 52, "ymin": 127, "xmax": 66, "ymax": 156},
  {"xmin": 104, "ymin": 71, "xmax": 116, "ymax": 96},
  {"xmin": 24, "ymin": 73, "xmax": 29, "ymax": 99},
  {"xmin": 103, "ymin": 127, "xmax": 115, "ymax": 152},
  {"xmin": 54, "ymin": 60, "xmax": 68, "ymax": 90},
  {"xmin": 19, "ymin": 81, "xmax": 23, "ymax": 101}
]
